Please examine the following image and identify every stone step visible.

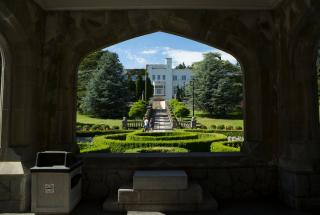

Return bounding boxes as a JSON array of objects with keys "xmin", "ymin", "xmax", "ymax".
[
  {"xmin": 118, "ymin": 183, "xmax": 202, "ymax": 204},
  {"xmin": 133, "ymin": 170, "xmax": 187, "ymax": 190},
  {"xmin": 103, "ymin": 189, "xmax": 218, "ymax": 212}
]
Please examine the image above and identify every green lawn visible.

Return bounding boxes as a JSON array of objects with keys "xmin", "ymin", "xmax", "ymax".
[
  {"xmin": 183, "ymin": 110, "xmax": 244, "ymax": 128},
  {"xmin": 77, "ymin": 112, "xmax": 122, "ymax": 127},
  {"xmin": 196, "ymin": 117, "xmax": 243, "ymax": 128}
]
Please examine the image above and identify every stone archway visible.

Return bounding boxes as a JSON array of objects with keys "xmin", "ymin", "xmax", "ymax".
[{"xmin": 41, "ymin": 10, "xmax": 273, "ymax": 162}]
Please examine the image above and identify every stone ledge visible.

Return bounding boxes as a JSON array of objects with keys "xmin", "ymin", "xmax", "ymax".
[
  {"xmin": 104, "ymin": 190, "xmax": 217, "ymax": 212},
  {"xmin": 118, "ymin": 183, "xmax": 202, "ymax": 204},
  {"xmin": 133, "ymin": 170, "xmax": 187, "ymax": 190}
]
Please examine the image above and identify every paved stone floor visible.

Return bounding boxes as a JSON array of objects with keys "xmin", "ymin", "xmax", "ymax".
[
  {"xmin": 1, "ymin": 198, "xmax": 317, "ymax": 215},
  {"xmin": 69, "ymin": 198, "xmax": 317, "ymax": 215}
]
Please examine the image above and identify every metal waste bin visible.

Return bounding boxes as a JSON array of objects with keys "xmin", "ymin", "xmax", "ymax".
[{"xmin": 31, "ymin": 151, "xmax": 82, "ymax": 213}]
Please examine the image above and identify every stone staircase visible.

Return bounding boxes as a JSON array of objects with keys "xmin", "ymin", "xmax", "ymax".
[
  {"xmin": 103, "ymin": 170, "xmax": 218, "ymax": 212},
  {"xmin": 152, "ymin": 109, "xmax": 173, "ymax": 131}
]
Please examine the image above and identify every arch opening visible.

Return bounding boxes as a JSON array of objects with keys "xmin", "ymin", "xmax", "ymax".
[{"xmin": 75, "ymin": 32, "xmax": 245, "ymax": 154}]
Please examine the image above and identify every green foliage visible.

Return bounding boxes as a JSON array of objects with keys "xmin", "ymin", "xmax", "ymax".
[
  {"xmin": 210, "ymin": 141, "xmax": 242, "ymax": 152},
  {"xmin": 174, "ymin": 105, "xmax": 190, "ymax": 118},
  {"xmin": 175, "ymin": 62, "xmax": 187, "ymax": 69},
  {"xmin": 125, "ymin": 147, "xmax": 189, "ymax": 153},
  {"xmin": 217, "ymin": 124, "xmax": 225, "ymax": 130},
  {"xmin": 168, "ymin": 99, "xmax": 190, "ymax": 118},
  {"xmin": 136, "ymin": 75, "xmax": 143, "ymax": 100},
  {"xmin": 126, "ymin": 131, "xmax": 199, "ymax": 141},
  {"xmin": 210, "ymin": 125, "xmax": 217, "ymax": 129},
  {"xmin": 128, "ymin": 100, "xmax": 147, "ymax": 119},
  {"xmin": 77, "ymin": 51, "xmax": 104, "ymax": 112},
  {"xmin": 186, "ymin": 52, "xmax": 243, "ymax": 117},
  {"xmin": 145, "ymin": 76, "xmax": 154, "ymax": 100},
  {"xmin": 183, "ymin": 129, "xmax": 244, "ymax": 137},
  {"xmin": 81, "ymin": 51, "xmax": 129, "ymax": 118},
  {"xmin": 83, "ymin": 131, "xmax": 227, "ymax": 153}
]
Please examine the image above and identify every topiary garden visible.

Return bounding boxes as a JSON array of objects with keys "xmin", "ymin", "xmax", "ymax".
[{"xmin": 78, "ymin": 129, "xmax": 243, "ymax": 154}]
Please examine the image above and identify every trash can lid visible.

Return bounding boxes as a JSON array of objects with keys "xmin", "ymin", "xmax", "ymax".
[{"xmin": 30, "ymin": 151, "xmax": 82, "ymax": 173}]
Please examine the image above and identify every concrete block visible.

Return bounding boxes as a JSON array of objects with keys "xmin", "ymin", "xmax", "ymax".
[
  {"xmin": 118, "ymin": 184, "xmax": 202, "ymax": 204},
  {"xmin": 118, "ymin": 186, "xmax": 140, "ymax": 203},
  {"xmin": 179, "ymin": 183, "xmax": 203, "ymax": 204},
  {"xmin": 133, "ymin": 170, "xmax": 187, "ymax": 190},
  {"xmin": 140, "ymin": 190, "xmax": 179, "ymax": 204}
]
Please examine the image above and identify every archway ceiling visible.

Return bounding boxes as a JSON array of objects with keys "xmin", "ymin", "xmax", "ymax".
[{"xmin": 33, "ymin": 0, "xmax": 283, "ymax": 10}]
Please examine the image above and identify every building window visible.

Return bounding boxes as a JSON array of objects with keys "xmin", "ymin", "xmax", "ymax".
[
  {"xmin": 162, "ymin": 75, "xmax": 166, "ymax": 80},
  {"xmin": 152, "ymin": 75, "xmax": 155, "ymax": 80},
  {"xmin": 182, "ymin": 75, "xmax": 186, "ymax": 80},
  {"xmin": 154, "ymin": 85, "xmax": 165, "ymax": 95},
  {"xmin": 173, "ymin": 75, "xmax": 177, "ymax": 81},
  {"xmin": 157, "ymin": 75, "xmax": 161, "ymax": 80}
]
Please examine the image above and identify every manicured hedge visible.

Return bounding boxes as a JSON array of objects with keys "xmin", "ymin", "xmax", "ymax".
[
  {"xmin": 77, "ymin": 130, "xmax": 131, "ymax": 137},
  {"xmin": 210, "ymin": 141, "xmax": 243, "ymax": 152},
  {"xmin": 125, "ymin": 147, "xmax": 189, "ymax": 153},
  {"xmin": 126, "ymin": 131, "xmax": 199, "ymax": 141},
  {"xmin": 183, "ymin": 129, "xmax": 244, "ymax": 137},
  {"xmin": 90, "ymin": 132, "xmax": 227, "ymax": 153}
]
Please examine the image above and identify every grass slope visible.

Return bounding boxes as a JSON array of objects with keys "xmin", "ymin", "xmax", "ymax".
[{"xmin": 77, "ymin": 112, "xmax": 121, "ymax": 126}]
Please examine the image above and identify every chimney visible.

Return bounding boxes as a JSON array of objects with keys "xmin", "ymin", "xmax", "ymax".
[{"xmin": 166, "ymin": 58, "xmax": 172, "ymax": 69}]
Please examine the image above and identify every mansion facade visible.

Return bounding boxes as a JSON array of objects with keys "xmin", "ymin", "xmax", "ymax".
[{"xmin": 147, "ymin": 58, "xmax": 192, "ymax": 100}]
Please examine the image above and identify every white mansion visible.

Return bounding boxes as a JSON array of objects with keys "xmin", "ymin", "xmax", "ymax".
[{"xmin": 147, "ymin": 58, "xmax": 192, "ymax": 100}]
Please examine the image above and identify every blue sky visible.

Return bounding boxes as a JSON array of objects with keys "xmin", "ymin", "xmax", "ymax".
[{"xmin": 104, "ymin": 32, "xmax": 237, "ymax": 69}]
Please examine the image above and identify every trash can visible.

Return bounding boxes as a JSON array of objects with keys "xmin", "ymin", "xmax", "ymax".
[{"xmin": 31, "ymin": 151, "xmax": 83, "ymax": 213}]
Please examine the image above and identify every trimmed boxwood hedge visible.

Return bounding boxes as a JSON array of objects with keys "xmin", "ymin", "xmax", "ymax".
[
  {"xmin": 210, "ymin": 141, "xmax": 243, "ymax": 152},
  {"xmin": 126, "ymin": 131, "xmax": 199, "ymax": 141},
  {"xmin": 183, "ymin": 129, "xmax": 244, "ymax": 137},
  {"xmin": 77, "ymin": 130, "xmax": 131, "ymax": 137},
  {"xmin": 82, "ymin": 131, "xmax": 227, "ymax": 153},
  {"xmin": 125, "ymin": 147, "xmax": 189, "ymax": 153}
]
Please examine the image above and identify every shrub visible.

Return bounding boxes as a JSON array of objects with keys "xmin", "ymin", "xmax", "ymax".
[
  {"xmin": 200, "ymin": 125, "xmax": 207, "ymax": 129},
  {"xmin": 217, "ymin": 124, "xmax": 225, "ymax": 130},
  {"xmin": 210, "ymin": 125, "xmax": 217, "ymax": 129},
  {"xmin": 210, "ymin": 141, "xmax": 243, "ymax": 152},
  {"xmin": 235, "ymin": 126, "xmax": 243, "ymax": 130},
  {"xmin": 126, "ymin": 131, "xmax": 199, "ymax": 141},
  {"xmin": 76, "ymin": 129, "xmax": 131, "ymax": 137},
  {"xmin": 174, "ymin": 105, "xmax": 190, "ymax": 118},
  {"xmin": 125, "ymin": 147, "xmax": 189, "ymax": 153},
  {"xmin": 112, "ymin": 125, "xmax": 120, "ymax": 130},
  {"xmin": 225, "ymin": 125, "xmax": 234, "ymax": 130},
  {"xmin": 183, "ymin": 129, "xmax": 244, "ymax": 137},
  {"xmin": 89, "ymin": 131, "xmax": 227, "ymax": 153},
  {"xmin": 128, "ymin": 100, "xmax": 147, "ymax": 119}
]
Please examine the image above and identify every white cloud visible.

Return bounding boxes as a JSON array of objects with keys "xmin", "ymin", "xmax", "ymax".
[
  {"xmin": 141, "ymin": 49, "xmax": 158, "ymax": 55},
  {"xmin": 125, "ymin": 51, "xmax": 147, "ymax": 65},
  {"xmin": 215, "ymin": 50, "xmax": 238, "ymax": 64},
  {"xmin": 160, "ymin": 47, "xmax": 238, "ymax": 67},
  {"xmin": 161, "ymin": 47, "xmax": 205, "ymax": 67}
]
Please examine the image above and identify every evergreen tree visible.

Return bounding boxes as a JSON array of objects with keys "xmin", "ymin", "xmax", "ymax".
[
  {"xmin": 175, "ymin": 62, "xmax": 187, "ymax": 69},
  {"xmin": 186, "ymin": 52, "xmax": 243, "ymax": 117},
  {"xmin": 145, "ymin": 76, "xmax": 154, "ymax": 100},
  {"xmin": 136, "ymin": 75, "xmax": 143, "ymax": 100},
  {"xmin": 77, "ymin": 50, "xmax": 104, "ymax": 112},
  {"xmin": 82, "ymin": 51, "xmax": 129, "ymax": 118}
]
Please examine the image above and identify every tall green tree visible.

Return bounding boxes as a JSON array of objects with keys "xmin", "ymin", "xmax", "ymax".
[
  {"xmin": 136, "ymin": 74, "xmax": 143, "ymax": 100},
  {"xmin": 186, "ymin": 52, "xmax": 243, "ymax": 117},
  {"xmin": 145, "ymin": 76, "xmax": 154, "ymax": 100},
  {"xmin": 77, "ymin": 50, "xmax": 104, "ymax": 112},
  {"xmin": 81, "ymin": 51, "xmax": 129, "ymax": 118}
]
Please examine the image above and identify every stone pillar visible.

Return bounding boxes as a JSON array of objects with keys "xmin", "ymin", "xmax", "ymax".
[
  {"xmin": 122, "ymin": 117, "xmax": 128, "ymax": 130},
  {"xmin": 191, "ymin": 117, "xmax": 196, "ymax": 129}
]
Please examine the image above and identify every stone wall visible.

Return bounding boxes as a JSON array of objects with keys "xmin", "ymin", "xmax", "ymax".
[{"xmin": 80, "ymin": 153, "xmax": 277, "ymax": 201}]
